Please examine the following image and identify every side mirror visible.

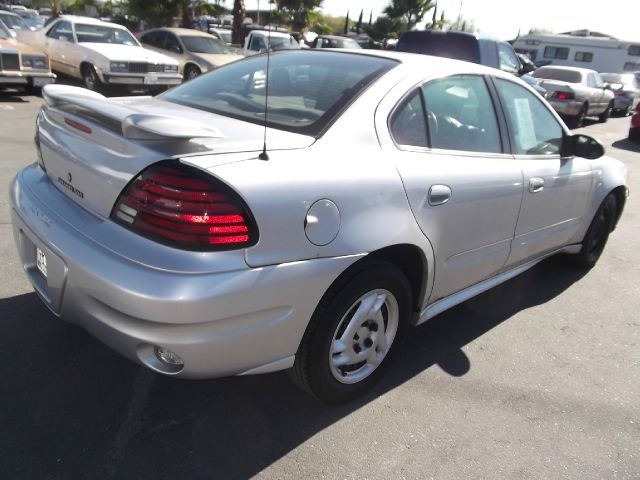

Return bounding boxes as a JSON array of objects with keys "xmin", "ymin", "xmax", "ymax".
[{"xmin": 562, "ymin": 134, "xmax": 605, "ymax": 160}]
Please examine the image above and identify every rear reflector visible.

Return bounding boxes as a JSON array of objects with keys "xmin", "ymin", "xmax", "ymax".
[
  {"xmin": 111, "ymin": 161, "xmax": 258, "ymax": 250},
  {"xmin": 65, "ymin": 117, "xmax": 92, "ymax": 134}
]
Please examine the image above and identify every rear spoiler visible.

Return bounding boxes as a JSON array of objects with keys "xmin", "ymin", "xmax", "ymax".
[{"xmin": 41, "ymin": 84, "xmax": 225, "ymax": 141}]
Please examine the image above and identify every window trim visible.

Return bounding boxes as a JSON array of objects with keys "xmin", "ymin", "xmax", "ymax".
[
  {"xmin": 489, "ymin": 75, "xmax": 567, "ymax": 158},
  {"xmin": 387, "ymin": 73, "xmax": 507, "ymax": 155}
]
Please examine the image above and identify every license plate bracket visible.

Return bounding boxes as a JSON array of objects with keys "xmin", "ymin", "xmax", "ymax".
[{"xmin": 36, "ymin": 247, "xmax": 47, "ymax": 278}]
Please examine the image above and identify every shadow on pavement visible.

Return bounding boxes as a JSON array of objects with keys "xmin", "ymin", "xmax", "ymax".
[
  {"xmin": 0, "ymin": 257, "xmax": 587, "ymax": 479},
  {"xmin": 612, "ymin": 138, "xmax": 640, "ymax": 153},
  {"xmin": 0, "ymin": 92, "xmax": 31, "ymax": 103}
]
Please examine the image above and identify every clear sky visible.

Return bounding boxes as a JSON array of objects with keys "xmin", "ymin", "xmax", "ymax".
[{"xmin": 224, "ymin": 0, "xmax": 638, "ymax": 41}]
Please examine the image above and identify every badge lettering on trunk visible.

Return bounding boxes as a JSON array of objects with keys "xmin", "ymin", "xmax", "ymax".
[{"xmin": 57, "ymin": 174, "xmax": 84, "ymax": 199}]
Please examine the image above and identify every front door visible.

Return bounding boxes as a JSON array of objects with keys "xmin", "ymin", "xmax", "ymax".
[{"xmin": 492, "ymin": 78, "xmax": 593, "ymax": 266}]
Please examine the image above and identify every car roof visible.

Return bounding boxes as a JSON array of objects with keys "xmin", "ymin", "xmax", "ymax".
[{"xmin": 57, "ymin": 15, "xmax": 127, "ymax": 30}]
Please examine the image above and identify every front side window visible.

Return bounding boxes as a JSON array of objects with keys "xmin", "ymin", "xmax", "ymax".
[
  {"xmin": 498, "ymin": 43, "xmax": 520, "ymax": 74},
  {"xmin": 495, "ymin": 78, "xmax": 563, "ymax": 156},
  {"xmin": 140, "ymin": 31, "xmax": 162, "ymax": 48},
  {"xmin": 75, "ymin": 24, "xmax": 138, "ymax": 46},
  {"xmin": 421, "ymin": 75, "xmax": 502, "ymax": 153},
  {"xmin": 162, "ymin": 50, "xmax": 397, "ymax": 137},
  {"xmin": 47, "ymin": 21, "xmax": 73, "ymax": 41}
]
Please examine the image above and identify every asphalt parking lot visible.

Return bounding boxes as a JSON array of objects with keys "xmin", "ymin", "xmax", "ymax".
[{"xmin": 1, "ymin": 87, "xmax": 639, "ymax": 480}]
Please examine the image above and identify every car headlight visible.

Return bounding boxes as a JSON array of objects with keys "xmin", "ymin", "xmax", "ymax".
[
  {"xmin": 164, "ymin": 64, "xmax": 179, "ymax": 73},
  {"xmin": 110, "ymin": 62, "xmax": 129, "ymax": 72},
  {"xmin": 21, "ymin": 55, "xmax": 48, "ymax": 70}
]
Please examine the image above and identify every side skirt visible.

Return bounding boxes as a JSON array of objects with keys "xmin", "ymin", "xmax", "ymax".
[{"xmin": 416, "ymin": 244, "xmax": 582, "ymax": 326}]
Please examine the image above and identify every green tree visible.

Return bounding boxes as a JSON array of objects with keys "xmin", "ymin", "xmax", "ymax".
[
  {"xmin": 383, "ymin": 0, "xmax": 435, "ymax": 30},
  {"xmin": 276, "ymin": 0, "xmax": 323, "ymax": 31}
]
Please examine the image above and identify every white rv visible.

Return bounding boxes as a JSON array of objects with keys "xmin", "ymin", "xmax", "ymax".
[{"xmin": 513, "ymin": 30, "xmax": 640, "ymax": 73}]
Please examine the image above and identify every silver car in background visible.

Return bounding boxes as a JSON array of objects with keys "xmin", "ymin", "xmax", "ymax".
[
  {"xmin": 10, "ymin": 51, "xmax": 628, "ymax": 403},
  {"xmin": 600, "ymin": 72, "xmax": 640, "ymax": 116},
  {"xmin": 532, "ymin": 66, "xmax": 615, "ymax": 128}
]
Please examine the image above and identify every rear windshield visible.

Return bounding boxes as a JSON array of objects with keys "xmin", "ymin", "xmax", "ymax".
[
  {"xmin": 397, "ymin": 32, "xmax": 480, "ymax": 63},
  {"xmin": 161, "ymin": 50, "xmax": 397, "ymax": 137},
  {"xmin": 532, "ymin": 68, "xmax": 582, "ymax": 83}
]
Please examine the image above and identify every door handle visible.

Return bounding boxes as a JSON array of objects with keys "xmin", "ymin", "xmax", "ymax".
[
  {"xmin": 529, "ymin": 177, "xmax": 544, "ymax": 193},
  {"xmin": 428, "ymin": 185, "xmax": 452, "ymax": 206}
]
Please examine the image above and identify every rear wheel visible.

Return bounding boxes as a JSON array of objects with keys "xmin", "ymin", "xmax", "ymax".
[
  {"xmin": 290, "ymin": 260, "xmax": 412, "ymax": 403},
  {"xmin": 568, "ymin": 194, "xmax": 616, "ymax": 269},
  {"xmin": 629, "ymin": 128, "xmax": 640, "ymax": 142},
  {"xmin": 568, "ymin": 103, "xmax": 587, "ymax": 128},
  {"xmin": 598, "ymin": 101, "xmax": 613, "ymax": 123}
]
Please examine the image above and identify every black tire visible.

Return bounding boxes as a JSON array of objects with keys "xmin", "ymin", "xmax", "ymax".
[
  {"xmin": 24, "ymin": 85, "xmax": 42, "ymax": 96},
  {"xmin": 568, "ymin": 194, "xmax": 617, "ymax": 269},
  {"xmin": 568, "ymin": 103, "xmax": 587, "ymax": 129},
  {"xmin": 184, "ymin": 64, "xmax": 201, "ymax": 81},
  {"xmin": 289, "ymin": 260, "xmax": 412, "ymax": 404},
  {"xmin": 81, "ymin": 64, "xmax": 104, "ymax": 94},
  {"xmin": 629, "ymin": 128, "xmax": 640, "ymax": 142},
  {"xmin": 598, "ymin": 101, "xmax": 613, "ymax": 123}
]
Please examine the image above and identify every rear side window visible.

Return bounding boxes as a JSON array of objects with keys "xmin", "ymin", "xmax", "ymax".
[
  {"xmin": 389, "ymin": 90, "xmax": 428, "ymax": 148},
  {"xmin": 495, "ymin": 78, "xmax": 563, "ymax": 156},
  {"xmin": 421, "ymin": 75, "xmax": 502, "ymax": 153},
  {"xmin": 162, "ymin": 50, "xmax": 397, "ymax": 137}
]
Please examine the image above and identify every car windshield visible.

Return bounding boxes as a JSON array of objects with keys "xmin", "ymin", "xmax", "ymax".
[
  {"xmin": 75, "ymin": 24, "xmax": 138, "ymax": 45},
  {"xmin": 162, "ymin": 50, "xmax": 397, "ymax": 137},
  {"xmin": 18, "ymin": 10, "xmax": 38, "ymax": 20},
  {"xmin": 181, "ymin": 35, "xmax": 229, "ymax": 54},
  {"xmin": 266, "ymin": 35, "xmax": 299, "ymax": 51},
  {"xmin": 0, "ymin": 20, "xmax": 10, "ymax": 39},
  {"xmin": 532, "ymin": 68, "xmax": 582, "ymax": 83},
  {"xmin": 0, "ymin": 12, "xmax": 28, "ymax": 29},
  {"xmin": 214, "ymin": 30, "xmax": 231, "ymax": 43}
]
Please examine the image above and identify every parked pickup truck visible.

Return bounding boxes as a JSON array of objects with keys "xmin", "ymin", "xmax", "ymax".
[
  {"xmin": 396, "ymin": 30, "xmax": 533, "ymax": 76},
  {"xmin": 243, "ymin": 29, "xmax": 300, "ymax": 56}
]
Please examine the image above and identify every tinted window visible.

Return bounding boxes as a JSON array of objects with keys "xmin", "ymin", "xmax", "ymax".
[
  {"xmin": 47, "ymin": 21, "xmax": 73, "ymax": 40},
  {"xmin": 498, "ymin": 42, "xmax": 520, "ymax": 74},
  {"xmin": 164, "ymin": 32, "xmax": 182, "ymax": 53},
  {"xmin": 397, "ymin": 31, "xmax": 480, "ymax": 63},
  {"xmin": 543, "ymin": 46, "xmax": 569, "ymax": 59},
  {"xmin": 495, "ymin": 78, "xmax": 563, "ymax": 156},
  {"xmin": 533, "ymin": 67, "xmax": 582, "ymax": 83},
  {"xmin": 389, "ymin": 90, "xmax": 428, "ymax": 148},
  {"xmin": 162, "ymin": 51, "xmax": 397, "ymax": 137},
  {"xmin": 575, "ymin": 51, "xmax": 593, "ymax": 62},
  {"xmin": 421, "ymin": 75, "xmax": 502, "ymax": 153},
  {"xmin": 140, "ymin": 31, "xmax": 163, "ymax": 47}
]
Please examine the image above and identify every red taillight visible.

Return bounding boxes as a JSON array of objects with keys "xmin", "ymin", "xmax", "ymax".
[
  {"xmin": 111, "ymin": 162, "xmax": 258, "ymax": 250},
  {"xmin": 552, "ymin": 91, "xmax": 575, "ymax": 101}
]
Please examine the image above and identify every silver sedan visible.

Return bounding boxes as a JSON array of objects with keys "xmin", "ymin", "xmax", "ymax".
[{"xmin": 11, "ymin": 50, "xmax": 628, "ymax": 403}]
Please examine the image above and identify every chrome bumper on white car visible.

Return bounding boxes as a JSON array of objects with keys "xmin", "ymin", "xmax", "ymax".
[
  {"xmin": 11, "ymin": 164, "xmax": 359, "ymax": 379},
  {"xmin": 547, "ymin": 99, "xmax": 583, "ymax": 116},
  {"xmin": 102, "ymin": 72, "xmax": 182, "ymax": 86}
]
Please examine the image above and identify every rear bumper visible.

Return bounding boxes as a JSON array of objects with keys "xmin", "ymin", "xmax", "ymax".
[
  {"xmin": 547, "ymin": 99, "xmax": 582, "ymax": 117},
  {"xmin": 11, "ymin": 164, "xmax": 361, "ymax": 378}
]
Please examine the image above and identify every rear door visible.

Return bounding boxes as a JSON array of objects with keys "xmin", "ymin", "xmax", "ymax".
[
  {"xmin": 493, "ymin": 77, "xmax": 593, "ymax": 266},
  {"xmin": 388, "ymin": 74, "xmax": 523, "ymax": 301}
]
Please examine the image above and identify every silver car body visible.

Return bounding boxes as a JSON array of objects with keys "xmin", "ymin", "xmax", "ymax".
[
  {"xmin": 10, "ymin": 51, "xmax": 628, "ymax": 380},
  {"xmin": 532, "ymin": 66, "xmax": 614, "ymax": 118}
]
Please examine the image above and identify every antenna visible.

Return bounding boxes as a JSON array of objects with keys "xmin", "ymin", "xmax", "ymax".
[{"xmin": 258, "ymin": 1, "xmax": 272, "ymax": 161}]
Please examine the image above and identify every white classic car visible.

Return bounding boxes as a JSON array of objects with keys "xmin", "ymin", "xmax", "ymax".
[{"xmin": 29, "ymin": 15, "xmax": 182, "ymax": 93}]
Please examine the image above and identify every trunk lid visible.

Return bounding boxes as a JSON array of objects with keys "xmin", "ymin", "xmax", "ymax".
[{"xmin": 37, "ymin": 85, "xmax": 314, "ymax": 218}]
